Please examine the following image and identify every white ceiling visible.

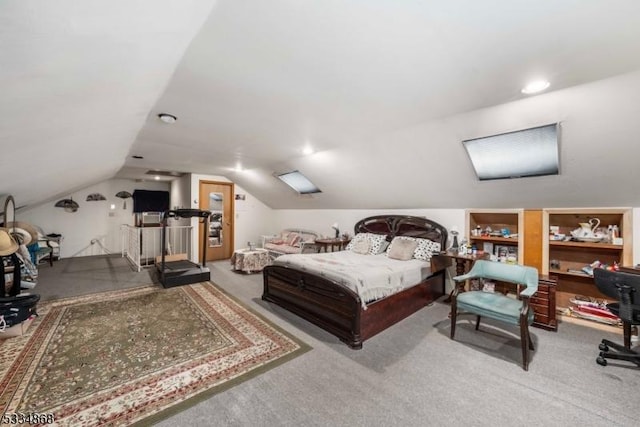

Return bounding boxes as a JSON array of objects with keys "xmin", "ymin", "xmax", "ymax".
[{"xmin": 3, "ymin": 0, "xmax": 640, "ymax": 210}]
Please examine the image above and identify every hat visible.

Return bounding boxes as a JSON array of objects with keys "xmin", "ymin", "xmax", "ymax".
[
  {"xmin": 0, "ymin": 227, "xmax": 19, "ymax": 256},
  {"xmin": 5, "ymin": 221, "xmax": 38, "ymax": 246}
]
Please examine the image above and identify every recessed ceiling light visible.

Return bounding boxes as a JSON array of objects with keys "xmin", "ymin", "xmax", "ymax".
[
  {"xmin": 521, "ymin": 80, "xmax": 550, "ymax": 95},
  {"xmin": 154, "ymin": 176, "xmax": 160, "ymax": 180},
  {"xmin": 157, "ymin": 113, "xmax": 177, "ymax": 124},
  {"xmin": 302, "ymin": 146, "xmax": 314, "ymax": 155}
]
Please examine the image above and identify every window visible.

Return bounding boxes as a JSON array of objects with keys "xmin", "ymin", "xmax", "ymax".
[
  {"xmin": 462, "ymin": 123, "xmax": 559, "ymax": 181},
  {"xmin": 276, "ymin": 170, "xmax": 321, "ymax": 194}
]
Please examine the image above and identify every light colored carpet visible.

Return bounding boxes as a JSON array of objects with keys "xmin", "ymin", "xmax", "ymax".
[{"xmin": 35, "ymin": 256, "xmax": 640, "ymax": 426}]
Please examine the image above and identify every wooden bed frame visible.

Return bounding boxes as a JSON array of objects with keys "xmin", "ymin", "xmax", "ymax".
[{"xmin": 262, "ymin": 215, "xmax": 451, "ymax": 349}]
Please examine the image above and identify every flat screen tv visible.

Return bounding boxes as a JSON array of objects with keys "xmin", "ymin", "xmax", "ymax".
[
  {"xmin": 132, "ymin": 190, "xmax": 170, "ymax": 213},
  {"xmin": 462, "ymin": 123, "xmax": 559, "ymax": 181}
]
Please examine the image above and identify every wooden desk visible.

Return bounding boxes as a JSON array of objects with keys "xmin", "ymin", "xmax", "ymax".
[{"xmin": 315, "ymin": 238, "xmax": 351, "ymax": 252}]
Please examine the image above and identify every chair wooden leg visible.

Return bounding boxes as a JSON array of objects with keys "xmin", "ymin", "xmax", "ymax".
[
  {"xmin": 623, "ymin": 322, "xmax": 631, "ymax": 349},
  {"xmin": 520, "ymin": 322, "xmax": 529, "ymax": 371},
  {"xmin": 48, "ymin": 253, "xmax": 53, "ymax": 267},
  {"xmin": 475, "ymin": 315, "xmax": 481, "ymax": 331},
  {"xmin": 528, "ymin": 329, "xmax": 535, "ymax": 350},
  {"xmin": 450, "ymin": 300, "xmax": 457, "ymax": 339}
]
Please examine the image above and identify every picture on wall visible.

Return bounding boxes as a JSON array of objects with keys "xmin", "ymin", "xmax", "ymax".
[{"xmin": 235, "ymin": 193, "xmax": 247, "ymax": 212}]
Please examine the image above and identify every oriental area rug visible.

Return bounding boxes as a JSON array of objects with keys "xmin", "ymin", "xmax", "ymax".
[{"xmin": 0, "ymin": 283, "xmax": 309, "ymax": 426}]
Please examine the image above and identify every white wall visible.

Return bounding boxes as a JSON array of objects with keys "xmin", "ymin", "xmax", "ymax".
[
  {"xmin": 18, "ymin": 179, "xmax": 170, "ymax": 258},
  {"xmin": 170, "ymin": 175, "xmax": 192, "ymax": 226},
  {"xmin": 272, "ymin": 207, "xmax": 640, "ymax": 289},
  {"xmin": 17, "ymin": 172, "xmax": 640, "ymax": 271},
  {"xmin": 634, "ymin": 208, "xmax": 640, "ymax": 266},
  {"xmin": 170, "ymin": 175, "xmax": 191, "ymax": 211},
  {"xmin": 272, "ymin": 208, "xmax": 463, "ymax": 245},
  {"xmin": 14, "ymin": 173, "xmax": 274, "ymax": 263}
]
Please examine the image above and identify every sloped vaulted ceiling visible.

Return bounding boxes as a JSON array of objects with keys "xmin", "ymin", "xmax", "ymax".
[
  {"xmin": 0, "ymin": 0, "xmax": 216, "ymax": 208},
  {"xmin": 3, "ymin": 1, "xmax": 640, "ymax": 210}
]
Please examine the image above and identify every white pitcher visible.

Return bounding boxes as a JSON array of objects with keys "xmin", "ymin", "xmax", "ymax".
[{"xmin": 575, "ymin": 218, "xmax": 600, "ymax": 238}]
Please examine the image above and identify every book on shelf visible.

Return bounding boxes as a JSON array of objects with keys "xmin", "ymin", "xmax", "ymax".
[
  {"xmin": 567, "ymin": 268, "xmax": 590, "ymax": 276},
  {"xmin": 482, "ymin": 242, "xmax": 494, "ymax": 255},
  {"xmin": 566, "ymin": 295, "xmax": 620, "ymax": 326},
  {"xmin": 581, "ymin": 265, "xmax": 594, "ymax": 276}
]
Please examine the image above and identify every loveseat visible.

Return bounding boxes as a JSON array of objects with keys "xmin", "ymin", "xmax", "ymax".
[{"xmin": 263, "ymin": 228, "xmax": 320, "ymax": 257}]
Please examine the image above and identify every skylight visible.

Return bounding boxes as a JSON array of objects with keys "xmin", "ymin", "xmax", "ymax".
[
  {"xmin": 462, "ymin": 124, "xmax": 559, "ymax": 181},
  {"xmin": 276, "ymin": 170, "xmax": 322, "ymax": 194}
]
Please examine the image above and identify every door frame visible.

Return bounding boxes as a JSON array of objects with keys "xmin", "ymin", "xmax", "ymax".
[{"xmin": 198, "ymin": 180, "xmax": 235, "ymax": 262}]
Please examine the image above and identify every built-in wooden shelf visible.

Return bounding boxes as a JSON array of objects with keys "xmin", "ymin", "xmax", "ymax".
[
  {"xmin": 543, "ymin": 208, "xmax": 632, "ymax": 329},
  {"xmin": 549, "ymin": 240, "xmax": 623, "ymax": 250},
  {"xmin": 469, "ymin": 236, "xmax": 519, "ymax": 244},
  {"xmin": 549, "ymin": 268, "xmax": 594, "ymax": 279}
]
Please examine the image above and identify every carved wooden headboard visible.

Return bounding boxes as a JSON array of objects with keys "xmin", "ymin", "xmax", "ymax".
[{"xmin": 353, "ymin": 215, "xmax": 448, "ymax": 248}]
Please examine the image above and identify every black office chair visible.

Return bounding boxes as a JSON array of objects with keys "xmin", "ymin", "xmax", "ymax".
[{"xmin": 593, "ymin": 268, "xmax": 640, "ymax": 367}]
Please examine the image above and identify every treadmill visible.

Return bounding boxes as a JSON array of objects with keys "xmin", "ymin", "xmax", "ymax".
[{"xmin": 157, "ymin": 208, "xmax": 211, "ymax": 288}]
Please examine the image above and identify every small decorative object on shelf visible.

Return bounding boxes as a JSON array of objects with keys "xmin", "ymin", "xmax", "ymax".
[{"xmin": 458, "ymin": 239, "xmax": 468, "ymax": 256}]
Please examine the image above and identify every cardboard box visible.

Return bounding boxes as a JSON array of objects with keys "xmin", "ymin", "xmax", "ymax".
[
  {"xmin": 155, "ymin": 253, "xmax": 188, "ymax": 265},
  {"xmin": 0, "ymin": 315, "xmax": 35, "ymax": 339}
]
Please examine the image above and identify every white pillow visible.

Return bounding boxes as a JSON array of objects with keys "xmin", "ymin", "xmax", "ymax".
[
  {"xmin": 351, "ymin": 239, "xmax": 371, "ymax": 255},
  {"xmin": 386, "ymin": 236, "xmax": 441, "ymax": 261},
  {"xmin": 346, "ymin": 233, "xmax": 389, "ymax": 255},
  {"xmin": 387, "ymin": 238, "xmax": 418, "ymax": 260},
  {"xmin": 413, "ymin": 238, "xmax": 441, "ymax": 261}
]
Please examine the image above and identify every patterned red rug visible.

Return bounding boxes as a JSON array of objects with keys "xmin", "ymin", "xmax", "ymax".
[{"xmin": 0, "ymin": 283, "xmax": 309, "ymax": 426}]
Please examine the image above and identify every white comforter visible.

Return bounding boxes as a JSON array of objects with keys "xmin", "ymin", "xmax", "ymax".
[{"xmin": 273, "ymin": 251, "xmax": 432, "ymax": 308}]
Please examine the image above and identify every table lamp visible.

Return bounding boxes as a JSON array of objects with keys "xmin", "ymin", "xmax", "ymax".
[
  {"xmin": 332, "ymin": 223, "xmax": 340, "ymax": 239},
  {"xmin": 449, "ymin": 226, "xmax": 459, "ymax": 252}
]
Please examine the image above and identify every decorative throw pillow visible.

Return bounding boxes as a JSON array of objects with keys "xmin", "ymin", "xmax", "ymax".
[
  {"xmin": 345, "ymin": 233, "xmax": 366, "ymax": 251},
  {"xmin": 351, "ymin": 239, "xmax": 371, "ymax": 255},
  {"xmin": 346, "ymin": 233, "xmax": 388, "ymax": 255},
  {"xmin": 386, "ymin": 236, "xmax": 441, "ymax": 261},
  {"xmin": 287, "ymin": 233, "xmax": 301, "ymax": 247},
  {"xmin": 413, "ymin": 238, "xmax": 441, "ymax": 261},
  {"xmin": 387, "ymin": 238, "xmax": 418, "ymax": 260},
  {"xmin": 367, "ymin": 233, "xmax": 389, "ymax": 254}
]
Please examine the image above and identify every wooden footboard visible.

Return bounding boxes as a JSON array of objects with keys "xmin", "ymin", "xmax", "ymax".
[
  {"xmin": 263, "ymin": 265, "xmax": 364, "ymax": 348},
  {"xmin": 262, "ymin": 264, "xmax": 446, "ymax": 349}
]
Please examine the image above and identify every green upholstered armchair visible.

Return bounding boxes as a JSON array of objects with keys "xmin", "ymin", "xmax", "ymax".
[{"xmin": 451, "ymin": 260, "xmax": 539, "ymax": 371}]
